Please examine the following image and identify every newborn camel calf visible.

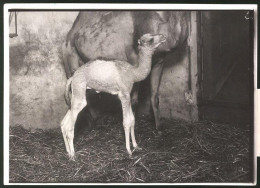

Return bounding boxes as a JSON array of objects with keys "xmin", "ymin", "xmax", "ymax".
[{"xmin": 61, "ymin": 33, "xmax": 166, "ymax": 159}]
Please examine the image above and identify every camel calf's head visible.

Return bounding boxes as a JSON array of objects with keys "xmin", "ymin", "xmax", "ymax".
[{"xmin": 138, "ymin": 33, "xmax": 167, "ymax": 50}]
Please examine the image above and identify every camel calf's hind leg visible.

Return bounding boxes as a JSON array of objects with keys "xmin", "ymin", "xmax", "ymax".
[
  {"xmin": 61, "ymin": 87, "xmax": 87, "ymax": 160},
  {"xmin": 61, "ymin": 110, "xmax": 77, "ymax": 159},
  {"xmin": 61, "ymin": 110, "xmax": 72, "ymax": 154}
]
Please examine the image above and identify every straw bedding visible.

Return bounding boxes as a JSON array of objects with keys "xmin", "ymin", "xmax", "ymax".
[{"xmin": 9, "ymin": 115, "xmax": 251, "ymax": 183}]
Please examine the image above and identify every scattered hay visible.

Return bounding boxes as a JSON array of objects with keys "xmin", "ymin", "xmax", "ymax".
[{"xmin": 9, "ymin": 115, "xmax": 252, "ymax": 183}]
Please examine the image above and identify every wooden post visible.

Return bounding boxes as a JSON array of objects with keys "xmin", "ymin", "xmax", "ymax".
[{"xmin": 188, "ymin": 11, "xmax": 199, "ymax": 121}]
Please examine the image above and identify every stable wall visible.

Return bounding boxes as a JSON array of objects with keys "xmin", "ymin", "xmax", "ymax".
[
  {"xmin": 139, "ymin": 12, "xmax": 198, "ymax": 122},
  {"xmin": 9, "ymin": 11, "xmax": 198, "ymax": 130},
  {"xmin": 9, "ymin": 12, "xmax": 78, "ymax": 129}
]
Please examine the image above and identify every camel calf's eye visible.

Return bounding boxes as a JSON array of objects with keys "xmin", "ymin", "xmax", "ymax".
[{"xmin": 148, "ymin": 38, "xmax": 154, "ymax": 44}]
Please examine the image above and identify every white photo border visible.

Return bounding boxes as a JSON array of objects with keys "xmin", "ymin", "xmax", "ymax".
[{"xmin": 4, "ymin": 3, "xmax": 258, "ymax": 186}]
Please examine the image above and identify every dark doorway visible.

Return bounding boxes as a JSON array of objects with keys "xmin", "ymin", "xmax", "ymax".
[{"xmin": 198, "ymin": 10, "xmax": 254, "ymax": 126}]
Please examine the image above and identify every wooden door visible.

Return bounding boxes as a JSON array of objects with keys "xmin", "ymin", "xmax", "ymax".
[{"xmin": 198, "ymin": 10, "xmax": 254, "ymax": 125}]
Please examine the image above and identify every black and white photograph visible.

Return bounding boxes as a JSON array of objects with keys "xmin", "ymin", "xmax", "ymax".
[{"xmin": 4, "ymin": 3, "xmax": 257, "ymax": 185}]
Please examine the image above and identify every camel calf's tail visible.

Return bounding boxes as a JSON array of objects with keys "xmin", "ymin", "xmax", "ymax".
[{"xmin": 64, "ymin": 77, "xmax": 73, "ymax": 108}]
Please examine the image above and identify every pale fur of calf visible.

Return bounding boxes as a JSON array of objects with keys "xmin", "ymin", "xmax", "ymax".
[{"xmin": 61, "ymin": 33, "xmax": 166, "ymax": 160}]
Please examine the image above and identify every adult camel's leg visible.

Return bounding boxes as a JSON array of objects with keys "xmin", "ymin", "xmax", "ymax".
[
  {"xmin": 150, "ymin": 61, "xmax": 164, "ymax": 131},
  {"xmin": 85, "ymin": 90, "xmax": 100, "ymax": 128},
  {"xmin": 62, "ymin": 42, "xmax": 82, "ymax": 78},
  {"xmin": 131, "ymin": 83, "xmax": 139, "ymax": 115}
]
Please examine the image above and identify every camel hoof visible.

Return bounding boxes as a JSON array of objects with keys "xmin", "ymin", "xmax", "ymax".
[
  {"xmin": 128, "ymin": 152, "xmax": 133, "ymax": 159},
  {"xmin": 68, "ymin": 154, "xmax": 76, "ymax": 161},
  {"xmin": 154, "ymin": 130, "xmax": 162, "ymax": 137},
  {"xmin": 134, "ymin": 146, "xmax": 142, "ymax": 151}
]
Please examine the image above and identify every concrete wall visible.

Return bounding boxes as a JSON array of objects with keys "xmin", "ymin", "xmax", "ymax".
[
  {"xmin": 159, "ymin": 43, "xmax": 197, "ymax": 121},
  {"xmin": 9, "ymin": 11, "xmax": 198, "ymax": 130},
  {"xmin": 9, "ymin": 12, "xmax": 78, "ymax": 129}
]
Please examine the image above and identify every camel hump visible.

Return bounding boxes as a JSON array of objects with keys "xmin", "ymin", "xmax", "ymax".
[{"xmin": 66, "ymin": 12, "xmax": 134, "ymax": 61}]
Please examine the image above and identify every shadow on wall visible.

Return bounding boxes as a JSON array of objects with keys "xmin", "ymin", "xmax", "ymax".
[
  {"xmin": 160, "ymin": 44, "xmax": 191, "ymax": 121},
  {"xmin": 9, "ymin": 12, "xmax": 78, "ymax": 129}
]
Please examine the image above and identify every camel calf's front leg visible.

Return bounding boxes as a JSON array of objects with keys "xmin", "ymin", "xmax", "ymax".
[
  {"xmin": 119, "ymin": 93, "xmax": 132, "ymax": 156},
  {"xmin": 119, "ymin": 92, "xmax": 141, "ymax": 157}
]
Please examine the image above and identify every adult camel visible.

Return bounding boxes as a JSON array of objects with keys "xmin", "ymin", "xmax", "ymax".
[{"xmin": 62, "ymin": 11, "xmax": 189, "ymax": 132}]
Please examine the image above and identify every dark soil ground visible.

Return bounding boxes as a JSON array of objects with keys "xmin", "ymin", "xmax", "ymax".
[{"xmin": 9, "ymin": 115, "xmax": 252, "ymax": 183}]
